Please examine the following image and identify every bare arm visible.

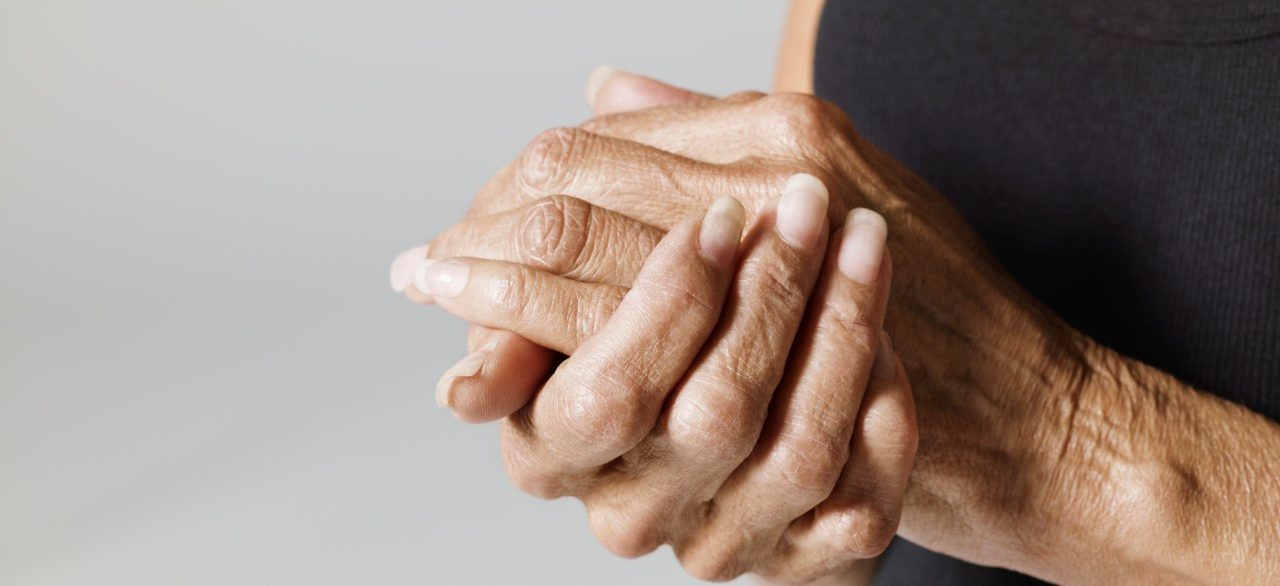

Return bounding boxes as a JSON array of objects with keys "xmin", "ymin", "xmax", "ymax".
[
  {"xmin": 775, "ymin": 0, "xmax": 826, "ymax": 93},
  {"xmin": 1036, "ymin": 343, "xmax": 1280, "ymax": 583}
]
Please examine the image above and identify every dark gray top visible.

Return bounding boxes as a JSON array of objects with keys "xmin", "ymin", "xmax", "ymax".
[{"xmin": 814, "ymin": 0, "xmax": 1280, "ymax": 583}]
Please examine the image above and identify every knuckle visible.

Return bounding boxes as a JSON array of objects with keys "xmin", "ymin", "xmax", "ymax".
[
  {"xmin": 562, "ymin": 393, "xmax": 638, "ymax": 448},
  {"xmin": 757, "ymin": 93, "xmax": 854, "ymax": 151},
  {"xmin": 482, "ymin": 268, "xmax": 532, "ymax": 322},
  {"xmin": 587, "ymin": 502, "xmax": 664, "ymax": 558},
  {"xmin": 557, "ymin": 365, "xmax": 650, "ymax": 449},
  {"xmin": 644, "ymin": 275, "xmax": 721, "ymax": 322},
  {"xmin": 765, "ymin": 93, "xmax": 831, "ymax": 134},
  {"xmin": 739, "ymin": 256, "xmax": 810, "ymax": 318},
  {"xmin": 768, "ymin": 429, "xmax": 848, "ymax": 502},
  {"xmin": 499, "ymin": 442, "xmax": 560, "ymax": 500},
  {"xmin": 517, "ymin": 194, "xmax": 592, "ymax": 274},
  {"xmin": 715, "ymin": 349, "xmax": 777, "ymax": 398},
  {"xmin": 574, "ymin": 286, "xmax": 621, "ymax": 341},
  {"xmin": 829, "ymin": 504, "xmax": 899, "ymax": 558},
  {"xmin": 668, "ymin": 386, "xmax": 758, "ymax": 464},
  {"xmin": 678, "ymin": 548, "xmax": 745, "ymax": 583},
  {"xmin": 863, "ymin": 394, "xmax": 920, "ymax": 455},
  {"xmin": 516, "ymin": 127, "xmax": 586, "ymax": 196},
  {"xmin": 723, "ymin": 89, "xmax": 766, "ymax": 104},
  {"xmin": 723, "ymin": 259, "xmax": 812, "ymax": 354},
  {"xmin": 816, "ymin": 297, "xmax": 879, "ymax": 356}
]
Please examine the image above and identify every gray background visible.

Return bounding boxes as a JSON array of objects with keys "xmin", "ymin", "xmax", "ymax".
[{"xmin": 0, "ymin": 1, "xmax": 782, "ymax": 584}]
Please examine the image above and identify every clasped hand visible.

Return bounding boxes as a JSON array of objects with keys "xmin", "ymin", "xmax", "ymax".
[{"xmin": 393, "ymin": 69, "xmax": 1092, "ymax": 583}]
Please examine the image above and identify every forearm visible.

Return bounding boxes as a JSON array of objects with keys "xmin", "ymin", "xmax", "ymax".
[{"xmin": 1048, "ymin": 342, "xmax": 1280, "ymax": 583}]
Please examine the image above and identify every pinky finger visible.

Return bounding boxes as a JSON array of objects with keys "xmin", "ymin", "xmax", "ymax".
[{"xmin": 770, "ymin": 336, "xmax": 918, "ymax": 582}]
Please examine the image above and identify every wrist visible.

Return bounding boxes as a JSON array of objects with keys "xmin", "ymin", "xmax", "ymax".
[
  {"xmin": 988, "ymin": 312, "xmax": 1109, "ymax": 578},
  {"xmin": 907, "ymin": 292, "xmax": 1103, "ymax": 575},
  {"xmin": 953, "ymin": 301, "xmax": 1154, "ymax": 580},
  {"xmin": 1032, "ymin": 340, "xmax": 1196, "ymax": 582}
]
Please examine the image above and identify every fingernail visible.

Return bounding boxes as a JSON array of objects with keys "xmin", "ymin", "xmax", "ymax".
[
  {"xmin": 389, "ymin": 245, "xmax": 429, "ymax": 292},
  {"xmin": 873, "ymin": 332, "xmax": 896, "ymax": 380},
  {"xmin": 776, "ymin": 173, "xmax": 829, "ymax": 250},
  {"xmin": 414, "ymin": 259, "xmax": 469, "ymax": 298},
  {"xmin": 838, "ymin": 208, "xmax": 887, "ymax": 285},
  {"xmin": 435, "ymin": 343, "xmax": 497, "ymax": 408},
  {"xmin": 699, "ymin": 196, "xmax": 746, "ymax": 266},
  {"xmin": 585, "ymin": 65, "xmax": 620, "ymax": 109}
]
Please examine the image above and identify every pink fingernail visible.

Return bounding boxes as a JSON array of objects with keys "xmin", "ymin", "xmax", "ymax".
[
  {"xmin": 389, "ymin": 245, "xmax": 429, "ymax": 292},
  {"xmin": 776, "ymin": 173, "xmax": 829, "ymax": 250},
  {"xmin": 414, "ymin": 259, "xmax": 469, "ymax": 298},
  {"xmin": 838, "ymin": 208, "xmax": 887, "ymax": 285},
  {"xmin": 698, "ymin": 196, "xmax": 746, "ymax": 266}
]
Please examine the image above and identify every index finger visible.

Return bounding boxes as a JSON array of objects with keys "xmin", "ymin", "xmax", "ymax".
[{"xmin": 428, "ymin": 195, "xmax": 663, "ymax": 289}]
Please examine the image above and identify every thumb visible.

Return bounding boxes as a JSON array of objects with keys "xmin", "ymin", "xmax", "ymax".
[
  {"xmin": 436, "ymin": 326, "xmax": 555, "ymax": 424},
  {"xmin": 584, "ymin": 66, "xmax": 712, "ymax": 115}
]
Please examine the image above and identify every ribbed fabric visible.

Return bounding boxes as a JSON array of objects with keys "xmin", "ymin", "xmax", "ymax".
[{"xmin": 814, "ymin": 0, "xmax": 1280, "ymax": 583}]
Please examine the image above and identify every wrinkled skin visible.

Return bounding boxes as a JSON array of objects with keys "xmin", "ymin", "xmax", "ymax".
[
  {"xmin": 412, "ymin": 172, "xmax": 915, "ymax": 584},
  {"xmin": 402, "ymin": 76, "xmax": 1142, "ymax": 583}
]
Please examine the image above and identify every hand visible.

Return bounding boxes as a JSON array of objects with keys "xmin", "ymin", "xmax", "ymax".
[
  {"xmin": 396, "ymin": 69, "xmax": 1112, "ymax": 582},
  {"xmin": 412, "ymin": 175, "xmax": 917, "ymax": 583}
]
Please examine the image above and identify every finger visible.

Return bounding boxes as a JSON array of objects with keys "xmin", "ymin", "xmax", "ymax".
[
  {"xmin": 425, "ymin": 103, "xmax": 702, "ymax": 422},
  {"xmin": 585, "ymin": 66, "xmax": 713, "ymax": 115},
  {"xmin": 468, "ymin": 127, "xmax": 729, "ymax": 225},
  {"xmin": 428, "ymin": 195, "xmax": 663, "ymax": 288},
  {"xmin": 390, "ymin": 244, "xmax": 428, "ymax": 293},
  {"xmin": 583, "ymin": 174, "xmax": 832, "ymax": 557},
  {"xmin": 428, "ymin": 195, "xmax": 661, "ymax": 424},
  {"xmin": 770, "ymin": 338, "xmax": 916, "ymax": 582},
  {"xmin": 581, "ymin": 92, "xmax": 853, "ymax": 169},
  {"xmin": 466, "ymin": 93, "xmax": 857, "ymax": 249},
  {"xmin": 436, "ymin": 326, "xmax": 556, "ymax": 424},
  {"xmin": 683, "ymin": 208, "xmax": 891, "ymax": 577},
  {"xmin": 414, "ymin": 257, "xmax": 628, "ymax": 355},
  {"xmin": 398, "ymin": 245, "xmax": 556, "ymax": 423},
  {"xmin": 390, "ymin": 244, "xmax": 437, "ymax": 305},
  {"xmin": 580, "ymin": 91, "xmax": 768, "ymax": 163},
  {"xmin": 500, "ymin": 197, "xmax": 745, "ymax": 498}
]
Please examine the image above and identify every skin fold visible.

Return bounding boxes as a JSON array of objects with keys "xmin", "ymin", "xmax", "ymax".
[{"xmin": 392, "ymin": 4, "xmax": 1280, "ymax": 583}]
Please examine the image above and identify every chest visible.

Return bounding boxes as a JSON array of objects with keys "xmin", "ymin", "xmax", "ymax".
[{"xmin": 815, "ymin": 0, "xmax": 1280, "ymax": 415}]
